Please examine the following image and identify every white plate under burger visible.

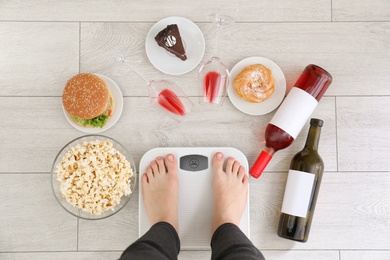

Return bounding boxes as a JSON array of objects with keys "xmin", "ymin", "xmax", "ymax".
[
  {"xmin": 145, "ymin": 16, "xmax": 205, "ymax": 75},
  {"xmin": 227, "ymin": 56, "xmax": 287, "ymax": 116},
  {"xmin": 62, "ymin": 74, "xmax": 124, "ymax": 133}
]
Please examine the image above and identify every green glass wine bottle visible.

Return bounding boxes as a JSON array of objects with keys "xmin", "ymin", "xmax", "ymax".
[{"xmin": 277, "ymin": 118, "xmax": 324, "ymax": 242}]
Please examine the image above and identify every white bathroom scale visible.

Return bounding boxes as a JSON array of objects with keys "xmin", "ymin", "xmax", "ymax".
[{"xmin": 139, "ymin": 147, "xmax": 250, "ymax": 250}]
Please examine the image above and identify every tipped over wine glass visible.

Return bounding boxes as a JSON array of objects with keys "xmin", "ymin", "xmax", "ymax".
[
  {"xmin": 198, "ymin": 14, "xmax": 234, "ymax": 106},
  {"xmin": 116, "ymin": 54, "xmax": 193, "ymax": 121}
]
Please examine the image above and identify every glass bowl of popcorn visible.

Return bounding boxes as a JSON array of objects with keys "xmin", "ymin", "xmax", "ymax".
[{"xmin": 51, "ymin": 135, "xmax": 137, "ymax": 220}]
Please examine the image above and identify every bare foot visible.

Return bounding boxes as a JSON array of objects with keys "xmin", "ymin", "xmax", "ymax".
[
  {"xmin": 141, "ymin": 154, "xmax": 179, "ymax": 233},
  {"xmin": 211, "ymin": 152, "xmax": 249, "ymax": 234}
]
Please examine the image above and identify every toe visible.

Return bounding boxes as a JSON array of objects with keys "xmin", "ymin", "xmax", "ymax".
[
  {"xmin": 232, "ymin": 161, "xmax": 241, "ymax": 175},
  {"xmin": 165, "ymin": 154, "xmax": 177, "ymax": 174},
  {"xmin": 212, "ymin": 152, "xmax": 224, "ymax": 173},
  {"xmin": 242, "ymin": 174, "xmax": 249, "ymax": 185},
  {"xmin": 156, "ymin": 157, "xmax": 166, "ymax": 174},
  {"xmin": 145, "ymin": 165, "xmax": 154, "ymax": 180},
  {"xmin": 141, "ymin": 173, "xmax": 149, "ymax": 184},
  {"xmin": 150, "ymin": 161, "xmax": 159, "ymax": 175},
  {"xmin": 238, "ymin": 166, "xmax": 246, "ymax": 180},
  {"xmin": 225, "ymin": 157, "xmax": 235, "ymax": 174}
]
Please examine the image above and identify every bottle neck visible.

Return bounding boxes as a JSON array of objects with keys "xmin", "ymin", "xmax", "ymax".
[
  {"xmin": 304, "ymin": 124, "xmax": 322, "ymax": 151},
  {"xmin": 264, "ymin": 146, "xmax": 276, "ymax": 156}
]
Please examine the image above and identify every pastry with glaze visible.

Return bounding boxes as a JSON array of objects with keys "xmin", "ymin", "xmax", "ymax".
[{"xmin": 233, "ymin": 64, "xmax": 275, "ymax": 103}]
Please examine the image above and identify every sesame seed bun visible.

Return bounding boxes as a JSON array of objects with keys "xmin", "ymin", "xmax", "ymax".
[{"xmin": 62, "ymin": 73, "xmax": 110, "ymax": 120}]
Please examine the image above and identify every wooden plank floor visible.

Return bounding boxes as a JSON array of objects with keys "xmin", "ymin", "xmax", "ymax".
[{"xmin": 1, "ymin": 1, "xmax": 389, "ymax": 259}]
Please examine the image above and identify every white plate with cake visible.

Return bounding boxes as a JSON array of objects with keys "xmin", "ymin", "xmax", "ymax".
[
  {"xmin": 146, "ymin": 16, "xmax": 205, "ymax": 75},
  {"xmin": 227, "ymin": 56, "xmax": 286, "ymax": 116},
  {"xmin": 62, "ymin": 73, "xmax": 124, "ymax": 133}
]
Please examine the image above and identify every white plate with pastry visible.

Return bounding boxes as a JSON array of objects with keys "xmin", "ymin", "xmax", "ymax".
[
  {"xmin": 227, "ymin": 57, "xmax": 286, "ymax": 115},
  {"xmin": 145, "ymin": 16, "xmax": 205, "ymax": 75}
]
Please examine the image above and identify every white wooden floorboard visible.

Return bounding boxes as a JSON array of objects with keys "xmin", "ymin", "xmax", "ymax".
[
  {"xmin": 0, "ymin": 174, "xmax": 77, "ymax": 252},
  {"xmin": 0, "ymin": 252, "xmax": 122, "ymax": 260},
  {"xmin": 333, "ymin": 0, "xmax": 390, "ymax": 21},
  {"xmin": 262, "ymin": 250, "xmax": 340, "ymax": 259},
  {"xmin": 0, "ymin": 22, "xmax": 79, "ymax": 96},
  {"xmin": 0, "ymin": 0, "xmax": 331, "ymax": 22},
  {"xmin": 340, "ymin": 250, "xmax": 390, "ymax": 260},
  {"xmin": 180, "ymin": 250, "xmax": 341, "ymax": 259},
  {"xmin": 337, "ymin": 97, "xmax": 390, "ymax": 172}
]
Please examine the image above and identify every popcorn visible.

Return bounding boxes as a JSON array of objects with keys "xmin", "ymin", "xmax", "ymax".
[{"xmin": 56, "ymin": 139, "xmax": 133, "ymax": 215}]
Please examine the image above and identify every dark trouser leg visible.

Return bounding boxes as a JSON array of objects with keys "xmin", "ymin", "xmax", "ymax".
[
  {"xmin": 120, "ymin": 222, "xmax": 180, "ymax": 260},
  {"xmin": 211, "ymin": 223, "xmax": 265, "ymax": 260}
]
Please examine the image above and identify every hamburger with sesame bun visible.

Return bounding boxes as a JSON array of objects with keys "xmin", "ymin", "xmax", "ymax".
[{"xmin": 62, "ymin": 73, "xmax": 115, "ymax": 128}]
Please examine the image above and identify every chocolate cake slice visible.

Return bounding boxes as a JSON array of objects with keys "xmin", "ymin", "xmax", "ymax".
[{"xmin": 155, "ymin": 24, "xmax": 187, "ymax": 61}]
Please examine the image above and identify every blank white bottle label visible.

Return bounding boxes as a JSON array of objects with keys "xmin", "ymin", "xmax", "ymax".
[
  {"xmin": 281, "ymin": 169, "xmax": 315, "ymax": 218},
  {"xmin": 270, "ymin": 87, "xmax": 318, "ymax": 139}
]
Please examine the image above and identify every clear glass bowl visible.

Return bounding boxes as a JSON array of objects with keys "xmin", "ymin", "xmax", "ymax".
[{"xmin": 51, "ymin": 135, "xmax": 137, "ymax": 220}]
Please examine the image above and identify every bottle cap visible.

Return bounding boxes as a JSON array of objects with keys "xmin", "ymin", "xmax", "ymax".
[
  {"xmin": 310, "ymin": 118, "xmax": 324, "ymax": 127},
  {"xmin": 249, "ymin": 151, "xmax": 272, "ymax": 178}
]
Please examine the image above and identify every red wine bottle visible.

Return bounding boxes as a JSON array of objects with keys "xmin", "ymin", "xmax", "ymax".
[
  {"xmin": 277, "ymin": 118, "xmax": 324, "ymax": 242},
  {"xmin": 250, "ymin": 64, "xmax": 332, "ymax": 178}
]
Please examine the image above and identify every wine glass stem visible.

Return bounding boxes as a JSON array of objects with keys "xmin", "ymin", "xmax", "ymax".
[
  {"xmin": 215, "ymin": 23, "xmax": 221, "ymax": 58},
  {"xmin": 117, "ymin": 54, "xmax": 149, "ymax": 85},
  {"xmin": 125, "ymin": 63, "xmax": 149, "ymax": 85}
]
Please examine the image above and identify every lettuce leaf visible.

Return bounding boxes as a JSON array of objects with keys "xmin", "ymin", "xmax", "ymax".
[{"xmin": 71, "ymin": 114, "xmax": 109, "ymax": 128}]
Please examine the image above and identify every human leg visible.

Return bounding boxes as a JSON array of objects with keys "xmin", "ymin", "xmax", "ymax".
[
  {"xmin": 120, "ymin": 221, "xmax": 179, "ymax": 260},
  {"xmin": 120, "ymin": 154, "xmax": 180, "ymax": 260},
  {"xmin": 210, "ymin": 152, "xmax": 265, "ymax": 260}
]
